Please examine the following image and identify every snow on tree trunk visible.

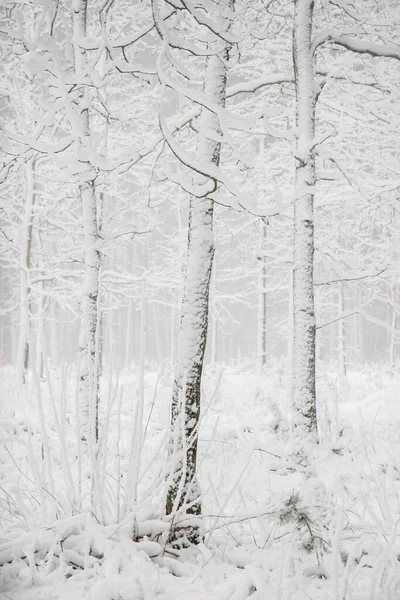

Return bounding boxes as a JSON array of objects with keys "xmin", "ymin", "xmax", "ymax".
[
  {"xmin": 257, "ymin": 138, "xmax": 268, "ymax": 374},
  {"xmin": 210, "ymin": 262, "xmax": 218, "ymax": 365},
  {"xmin": 73, "ymin": 0, "xmax": 101, "ymax": 444},
  {"xmin": 338, "ymin": 282, "xmax": 347, "ymax": 372},
  {"xmin": 166, "ymin": 41, "xmax": 230, "ymax": 545},
  {"xmin": 258, "ymin": 220, "xmax": 268, "ymax": 374},
  {"xmin": 79, "ymin": 183, "xmax": 101, "ymax": 443},
  {"xmin": 286, "ymin": 265, "xmax": 294, "ymax": 416},
  {"xmin": 292, "ymin": 0, "xmax": 318, "ymax": 446},
  {"xmin": 338, "ymin": 281, "xmax": 349, "ymax": 401},
  {"xmin": 16, "ymin": 159, "xmax": 35, "ymax": 385},
  {"xmin": 390, "ymin": 286, "xmax": 397, "ymax": 367}
]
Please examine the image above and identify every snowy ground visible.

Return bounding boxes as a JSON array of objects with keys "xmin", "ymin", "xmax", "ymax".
[{"xmin": 1, "ymin": 363, "xmax": 400, "ymax": 599}]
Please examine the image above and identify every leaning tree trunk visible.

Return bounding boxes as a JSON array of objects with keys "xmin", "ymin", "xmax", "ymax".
[
  {"xmin": 292, "ymin": 0, "xmax": 318, "ymax": 449},
  {"xmin": 73, "ymin": 0, "xmax": 101, "ymax": 445},
  {"xmin": 166, "ymin": 29, "xmax": 231, "ymax": 545}
]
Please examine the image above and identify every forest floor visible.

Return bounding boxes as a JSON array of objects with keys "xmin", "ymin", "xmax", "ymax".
[{"xmin": 1, "ymin": 363, "xmax": 400, "ymax": 599}]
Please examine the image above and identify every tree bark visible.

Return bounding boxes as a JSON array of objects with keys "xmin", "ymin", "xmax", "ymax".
[
  {"xmin": 73, "ymin": 0, "xmax": 101, "ymax": 444},
  {"xmin": 16, "ymin": 159, "xmax": 35, "ymax": 385},
  {"xmin": 166, "ymin": 20, "xmax": 231, "ymax": 544},
  {"xmin": 390, "ymin": 286, "xmax": 397, "ymax": 367},
  {"xmin": 292, "ymin": 0, "xmax": 318, "ymax": 446},
  {"xmin": 338, "ymin": 282, "xmax": 347, "ymax": 379},
  {"xmin": 210, "ymin": 254, "xmax": 218, "ymax": 365},
  {"xmin": 258, "ymin": 220, "xmax": 268, "ymax": 374}
]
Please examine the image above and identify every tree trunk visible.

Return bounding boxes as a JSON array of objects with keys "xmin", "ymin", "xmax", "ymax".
[
  {"xmin": 257, "ymin": 220, "xmax": 268, "ymax": 374},
  {"xmin": 210, "ymin": 253, "xmax": 218, "ymax": 365},
  {"xmin": 166, "ymin": 26, "xmax": 231, "ymax": 544},
  {"xmin": 338, "ymin": 281, "xmax": 349, "ymax": 401},
  {"xmin": 257, "ymin": 137, "xmax": 268, "ymax": 374},
  {"xmin": 338, "ymin": 282, "xmax": 347, "ymax": 378},
  {"xmin": 73, "ymin": 0, "xmax": 101, "ymax": 445},
  {"xmin": 286, "ymin": 265, "xmax": 294, "ymax": 418},
  {"xmin": 16, "ymin": 159, "xmax": 35, "ymax": 385},
  {"xmin": 292, "ymin": 0, "xmax": 318, "ymax": 447},
  {"xmin": 390, "ymin": 286, "xmax": 397, "ymax": 367},
  {"xmin": 78, "ymin": 183, "xmax": 101, "ymax": 443}
]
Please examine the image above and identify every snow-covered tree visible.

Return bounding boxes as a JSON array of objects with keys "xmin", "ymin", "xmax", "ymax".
[
  {"xmin": 152, "ymin": 0, "xmax": 237, "ymax": 544},
  {"xmin": 288, "ymin": 0, "xmax": 400, "ymax": 451}
]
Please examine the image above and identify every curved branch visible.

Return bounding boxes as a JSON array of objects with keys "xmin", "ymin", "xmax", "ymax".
[{"xmin": 313, "ymin": 30, "xmax": 400, "ymax": 60}]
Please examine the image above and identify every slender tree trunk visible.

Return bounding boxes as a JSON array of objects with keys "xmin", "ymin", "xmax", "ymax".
[
  {"xmin": 338, "ymin": 281, "xmax": 349, "ymax": 401},
  {"xmin": 286, "ymin": 266, "xmax": 294, "ymax": 419},
  {"xmin": 78, "ymin": 134, "xmax": 101, "ymax": 446},
  {"xmin": 292, "ymin": 0, "xmax": 318, "ymax": 446},
  {"xmin": 390, "ymin": 286, "xmax": 397, "ymax": 367},
  {"xmin": 257, "ymin": 137, "xmax": 268, "ymax": 374},
  {"xmin": 338, "ymin": 282, "xmax": 347, "ymax": 379},
  {"xmin": 166, "ymin": 20, "xmax": 231, "ymax": 544},
  {"xmin": 257, "ymin": 221, "xmax": 268, "ymax": 374},
  {"xmin": 35, "ymin": 285, "xmax": 45, "ymax": 381},
  {"xmin": 125, "ymin": 298, "xmax": 133, "ymax": 369},
  {"xmin": 73, "ymin": 0, "xmax": 101, "ymax": 444},
  {"xmin": 50, "ymin": 300, "xmax": 58, "ymax": 366},
  {"xmin": 16, "ymin": 159, "xmax": 35, "ymax": 384},
  {"xmin": 210, "ymin": 254, "xmax": 218, "ymax": 365},
  {"xmin": 35, "ymin": 221, "xmax": 45, "ymax": 381},
  {"xmin": 355, "ymin": 283, "xmax": 362, "ymax": 365}
]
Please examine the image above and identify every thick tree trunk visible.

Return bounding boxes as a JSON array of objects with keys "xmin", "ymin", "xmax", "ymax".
[
  {"xmin": 292, "ymin": 0, "xmax": 318, "ymax": 446},
  {"xmin": 166, "ymin": 35, "xmax": 230, "ymax": 545},
  {"xmin": 166, "ymin": 196, "xmax": 214, "ymax": 530},
  {"xmin": 73, "ymin": 0, "xmax": 101, "ymax": 444}
]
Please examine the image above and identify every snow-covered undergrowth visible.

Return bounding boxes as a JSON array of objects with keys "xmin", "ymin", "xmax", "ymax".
[{"xmin": 1, "ymin": 364, "xmax": 400, "ymax": 599}]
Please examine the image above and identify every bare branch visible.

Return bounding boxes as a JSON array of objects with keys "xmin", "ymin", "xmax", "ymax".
[{"xmin": 315, "ymin": 267, "xmax": 387, "ymax": 287}]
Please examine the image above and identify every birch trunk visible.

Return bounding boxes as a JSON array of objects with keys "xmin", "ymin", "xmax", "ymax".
[
  {"xmin": 292, "ymin": 0, "xmax": 318, "ymax": 445},
  {"xmin": 73, "ymin": 0, "xmax": 101, "ymax": 444},
  {"xmin": 166, "ymin": 22, "xmax": 231, "ymax": 544},
  {"xmin": 16, "ymin": 159, "xmax": 35, "ymax": 385},
  {"xmin": 79, "ymin": 183, "xmax": 101, "ymax": 443}
]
